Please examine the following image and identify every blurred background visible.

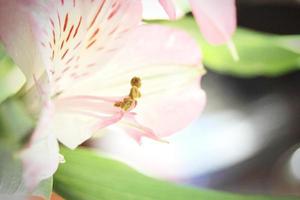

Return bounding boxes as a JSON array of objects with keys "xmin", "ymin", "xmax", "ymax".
[{"xmin": 90, "ymin": 0, "xmax": 300, "ymax": 197}]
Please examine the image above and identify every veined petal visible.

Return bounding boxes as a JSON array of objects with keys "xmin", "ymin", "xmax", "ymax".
[
  {"xmin": 52, "ymin": 95, "xmax": 124, "ymax": 149},
  {"xmin": 63, "ymin": 25, "xmax": 202, "ymax": 96},
  {"xmin": 189, "ymin": 0, "xmax": 237, "ymax": 44},
  {"xmin": 159, "ymin": 0, "xmax": 176, "ymax": 19},
  {"xmin": 0, "ymin": 0, "xmax": 46, "ymax": 89},
  {"xmin": 20, "ymin": 101, "xmax": 60, "ymax": 190},
  {"xmin": 23, "ymin": 73, "xmax": 52, "ymax": 119},
  {"xmin": 63, "ymin": 25, "xmax": 206, "ymax": 139},
  {"xmin": 118, "ymin": 113, "xmax": 163, "ymax": 144},
  {"xmin": 27, "ymin": 0, "xmax": 142, "ymax": 95},
  {"xmin": 136, "ymin": 79, "xmax": 206, "ymax": 137},
  {"xmin": 21, "ymin": 134, "xmax": 59, "ymax": 190}
]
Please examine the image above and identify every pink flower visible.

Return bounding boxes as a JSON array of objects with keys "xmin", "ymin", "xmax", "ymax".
[
  {"xmin": 158, "ymin": 0, "xmax": 238, "ymax": 60},
  {"xmin": 0, "ymin": 0, "xmax": 206, "ymax": 189}
]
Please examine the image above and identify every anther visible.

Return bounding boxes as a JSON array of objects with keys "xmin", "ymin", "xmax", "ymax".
[
  {"xmin": 129, "ymin": 86, "xmax": 141, "ymax": 99},
  {"xmin": 114, "ymin": 101, "xmax": 122, "ymax": 107},
  {"xmin": 130, "ymin": 77, "xmax": 141, "ymax": 88},
  {"xmin": 114, "ymin": 76, "xmax": 142, "ymax": 111},
  {"xmin": 122, "ymin": 97, "xmax": 135, "ymax": 111}
]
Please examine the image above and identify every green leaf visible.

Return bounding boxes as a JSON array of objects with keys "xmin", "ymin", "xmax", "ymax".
[
  {"xmin": 153, "ymin": 17, "xmax": 300, "ymax": 77},
  {"xmin": 0, "ymin": 98, "xmax": 34, "ymax": 144},
  {"xmin": 0, "ymin": 98, "xmax": 32, "ymax": 199},
  {"xmin": 276, "ymin": 35, "xmax": 300, "ymax": 54},
  {"xmin": 54, "ymin": 148, "xmax": 298, "ymax": 200},
  {"xmin": 0, "ymin": 44, "xmax": 26, "ymax": 104}
]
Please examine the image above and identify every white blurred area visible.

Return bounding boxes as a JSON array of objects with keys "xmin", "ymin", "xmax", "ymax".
[
  {"xmin": 289, "ymin": 147, "xmax": 300, "ymax": 181},
  {"xmin": 91, "ymin": 94, "xmax": 291, "ymax": 182},
  {"xmin": 142, "ymin": 0, "xmax": 189, "ymax": 20}
]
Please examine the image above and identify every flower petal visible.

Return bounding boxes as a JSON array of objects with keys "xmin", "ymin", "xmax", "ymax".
[
  {"xmin": 189, "ymin": 0, "xmax": 236, "ymax": 44},
  {"xmin": 63, "ymin": 25, "xmax": 206, "ymax": 138},
  {"xmin": 63, "ymin": 25, "xmax": 202, "ymax": 96},
  {"xmin": 20, "ymin": 102, "xmax": 60, "ymax": 190},
  {"xmin": 159, "ymin": 0, "xmax": 176, "ymax": 19},
  {"xmin": 0, "ymin": 0, "xmax": 46, "ymax": 88},
  {"xmin": 118, "ymin": 113, "xmax": 163, "ymax": 144},
  {"xmin": 52, "ymin": 95, "xmax": 124, "ymax": 149},
  {"xmin": 21, "ymin": 134, "xmax": 59, "ymax": 190},
  {"xmin": 136, "ymin": 79, "xmax": 206, "ymax": 137},
  {"xmin": 26, "ymin": 0, "xmax": 142, "ymax": 95}
]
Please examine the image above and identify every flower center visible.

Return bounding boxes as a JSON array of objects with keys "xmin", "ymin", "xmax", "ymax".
[{"xmin": 114, "ymin": 77, "xmax": 142, "ymax": 111}]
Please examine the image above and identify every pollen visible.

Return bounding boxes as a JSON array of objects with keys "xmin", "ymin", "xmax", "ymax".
[
  {"xmin": 114, "ymin": 77, "xmax": 142, "ymax": 111},
  {"xmin": 131, "ymin": 76, "xmax": 141, "ymax": 88},
  {"xmin": 129, "ymin": 86, "xmax": 141, "ymax": 99}
]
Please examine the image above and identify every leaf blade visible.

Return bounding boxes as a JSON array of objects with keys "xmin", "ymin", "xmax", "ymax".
[
  {"xmin": 0, "ymin": 44, "xmax": 25, "ymax": 104},
  {"xmin": 54, "ymin": 148, "xmax": 298, "ymax": 200}
]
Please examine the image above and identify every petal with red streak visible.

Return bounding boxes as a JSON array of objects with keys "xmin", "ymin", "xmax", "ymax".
[
  {"xmin": 64, "ymin": 25, "xmax": 206, "ymax": 139},
  {"xmin": 31, "ymin": 0, "xmax": 142, "ymax": 94}
]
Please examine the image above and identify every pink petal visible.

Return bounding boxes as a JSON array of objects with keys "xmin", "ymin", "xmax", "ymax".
[
  {"xmin": 51, "ymin": 111, "xmax": 123, "ymax": 149},
  {"xmin": 189, "ymin": 0, "xmax": 237, "ymax": 44},
  {"xmin": 52, "ymin": 95, "xmax": 124, "ymax": 149},
  {"xmin": 70, "ymin": 25, "xmax": 205, "ymax": 139},
  {"xmin": 136, "ymin": 79, "xmax": 206, "ymax": 137},
  {"xmin": 159, "ymin": 0, "xmax": 176, "ymax": 19},
  {"xmin": 0, "ymin": 0, "xmax": 46, "ymax": 89},
  {"xmin": 21, "ymin": 134, "xmax": 60, "ymax": 191},
  {"xmin": 119, "ymin": 25, "xmax": 206, "ymax": 137},
  {"xmin": 127, "ymin": 25, "xmax": 201, "ymax": 65},
  {"xmin": 119, "ymin": 113, "xmax": 163, "ymax": 144},
  {"xmin": 20, "ymin": 102, "xmax": 60, "ymax": 190},
  {"xmin": 59, "ymin": 24, "xmax": 202, "ymax": 97}
]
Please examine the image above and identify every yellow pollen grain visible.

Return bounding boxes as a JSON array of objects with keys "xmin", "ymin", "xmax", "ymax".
[
  {"xmin": 130, "ymin": 77, "xmax": 141, "ymax": 88},
  {"xmin": 129, "ymin": 86, "xmax": 141, "ymax": 99}
]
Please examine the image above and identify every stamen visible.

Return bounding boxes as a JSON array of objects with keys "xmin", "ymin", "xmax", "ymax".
[
  {"xmin": 131, "ymin": 76, "xmax": 141, "ymax": 88},
  {"xmin": 129, "ymin": 86, "xmax": 141, "ymax": 99},
  {"xmin": 114, "ymin": 77, "xmax": 142, "ymax": 111}
]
